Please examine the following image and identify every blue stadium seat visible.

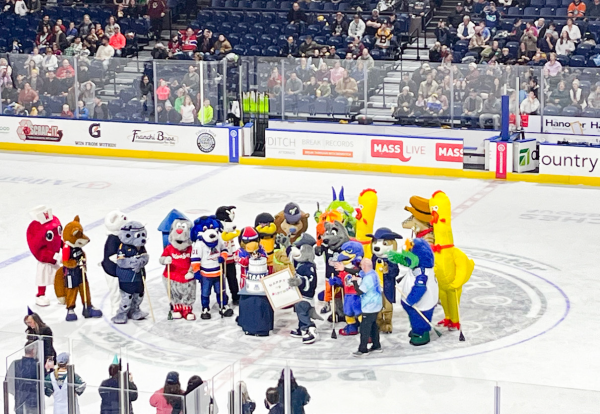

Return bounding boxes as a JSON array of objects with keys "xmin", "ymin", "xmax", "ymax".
[
  {"xmin": 236, "ymin": 22, "xmax": 249, "ymax": 33},
  {"xmin": 130, "ymin": 113, "xmax": 144, "ymax": 122},
  {"xmin": 557, "ymin": 55, "xmax": 570, "ymax": 66},
  {"xmin": 297, "ymin": 95, "xmax": 313, "ymax": 113},
  {"xmin": 113, "ymin": 113, "xmax": 128, "ymax": 121},
  {"xmin": 249, "ymin": 45, "xmax": 263, "ymax": 55},
  {"xmin": 244, "ymin": 12, "xmax": 259, "ymax": 25},
  {"xmin": 261, "ymin": 12, "xmax": 275, "ymax": 25},
  {"xmin": 268, "ymin": 24, "xmax": 282, "ymax": 36},
  {"xmin": 539, "ymin": 7, "xmax": 555, "ymax": 15},
  {"xmin": 332, "ymin": 96, "xmax": 349, "ymax": 115},
  {"xmin": 575, "ymin": 43, "xmax": 593, "ymax": 57},
  {"xmin": 562, "ymin": 106, "xmax": 580, "ymax": 116},
  {"xmin": 328, "ymin": 36, "xmax": 343, "ymax": 48},
  {"xmin": 284, "ymin": 24, "xmax": 298, "ymax": 36},
  {"xmin": 228, "ymin": 11, "xmax": 243, "ymax": 24},
  {"xmin": 242, "ymin": 33, "xmax": 257, "ymax": 45},
  {"xmin": 323, "ymin": 2, "xmax": 337, "ymax": 10},
  {"xmin": 309, "ymin": 1, "xmax": 323, "ymax": 9},
  {"xmin": 570, "ymin": 55, "xmax": 586, "ymax": 66},
  {"xmin": 211, "ymin": 0, "xmax": 223, "ymax": 7},
  {"xmin": 314, "ymin": 35, "xmax": 327, "ymax": 44},
  {"xmin": 314, "ymin": 97, "xmax": 330, "ymax": 115},
  {"xmin": 251, "ymin": 0, "xmax": 263, "ymax": 8},
  {"xmin": 224, "ymin": 0, "xmax": 238, "ymax": 7},
  {"xmin": 213, "ymin": 11, "xmax": 227, "ymax": 25},
  {"xmin": 545, "ymin": 0, "xmax": 559, "ymax": 7},
  {"xmin": 507, "ymin": 7, "xmax": 523, "ymax": 15},
  {"xmin": 233, "ymin": 44, "xmax": 247, "ymax": 54},
  {"xmin": 253, "ymin": 23, "xmax": 265, "ymax": 35},
  {"xmin": 120, "ymin": 89, "xmax": 136, "ymax": 102},
  {"xmin": 284, "ymin": 96, "xmax": 297, "ymax": 114},
  {"xmin": 281, "ymin": 1, "xmax": 291, "ymax": 9},
  {"xmin": 589, "ymin": 21, "xmax": 600, "ymax": 34},
  {"xmin": 454, "ymin": 39, "xmax": 469, "ymax": 55},
  {"xmin": 265, "ymin": 45, "xmax": 280, "ymax": 56},
  {"xmin": 338, "ymin": 2, "xmax": 349, "ymax": 10},
  {"xmin": 277, "ymin": 35, "xmax": 289, "ymax": 47},
  {"xmin": 259, "ymin": 34, "xmax": 273, "ymax": 47},
  {"xmin": 561, "ymin": 0, "xmax": 570, "ymax": 6},
  {"xmin": 370, "ymin": 49, "xmax": 382, "ymax": 59},
  {"xmin": 583, "ymin": 108, "xmax": 597, "ymax": 117},
  {"xmin": 228, "ymin": 33, "xmax": 240, "ymax": 45},
  {"xmin": 265, "ymin": 1, "xmax": 277, "ymax": 7},
  {"xmin": 555, "ymin": 7, "xmax": 568, "ymax": 16},
  {"xmin": 307, "ymin": 24, "xmax": 320, "ymax": 36},
  {"xmin": 125, "ymin": 100, "xmax": 141, "ymax": 117},
  {"xmin": 523, "ymin": 7, "xmax": 539, "ymax": 15},
  {"xmin": 506, "ymin": 41, "xmax": 519, "ymax": 58},
  {"xmin": 543, "ymin": 106, "xmax": 560, "ymax": 115},
  {"xmin": 530, "ymin": 0, "xmax": 544, "ymax": 6}
]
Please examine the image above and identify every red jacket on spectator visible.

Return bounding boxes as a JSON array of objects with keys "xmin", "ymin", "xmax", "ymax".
[
  {"xmin": 55, "ymin": 65, "xmax": 74, "ymax": 79},
  {"xmin": 168, "ymin": 40, "xmax": 181, "ymax": 54},
  {"xmin": 181, "ymin": 33, "xmax": 197, "ymax": 52},
  {"xmin": 147, "ymin": 0, "xmax": 167, "ymax": 19},
  {"xmin": 109, "ymin": 33, "xmax": 126, "ymax": 50}
]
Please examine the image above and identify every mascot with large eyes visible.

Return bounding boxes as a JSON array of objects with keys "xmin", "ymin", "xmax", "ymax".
[{"xmin": 26, "ymin": 205, "xmax": 63, "ymax": 307}]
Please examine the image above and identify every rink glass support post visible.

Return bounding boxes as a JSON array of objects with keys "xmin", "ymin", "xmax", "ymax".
[
  {"xmin": 284, "ymin": 365, "xmax": 291, "ymax": 414},
  {"xmin": 494, "ymin": 384, "xmax": 501, "ymax": 414},
  {"xmin": 3, "ymin": 379, "xmax": 9, "ymax": 414},
  {"xmin": 36, "ymin": 340, "xmax": 45, "ymax": 414},
  {"xmin": 500, "ymin": 95, "xmax": 509, "ymax": 141},
  {"xmin": 67, "ymin": 365, "xmax": 76, "ymax": 414},
  {"xmin": 153, "ymin": 60, "xmax": 159, "ymax": 124}
]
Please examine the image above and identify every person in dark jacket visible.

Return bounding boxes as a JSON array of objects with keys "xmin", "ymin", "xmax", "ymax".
[
  {"xmin": 330, "ymin": 12, "xmax": 349, "ymax": 37},
  {"xmin": 280, "ymin": 36, "xmax": 298, "ymax": 57},
  {"xmin": 298, "ymin": 36, "xmax": 322, "ymax": 56},
  {"xmin": 589, "ymin": 0, "xmax": 600, "ymax": 18},
  {"xmin": 265, "ymin": 388, "xmax": 283, "ymax": 414},
  {"xmin": 93, "ymin": 97, "xmax": 110, "ymax": 119},
  {"xmin": 158, "ymin": 101, "xmax": 182, "ymax": 124},
  {"xmin": 447, "ymin": 2, "xmax": 465, "ymax": 28},
  {"xmin": 99, "ymin": 364, "xmax": 138, "ymax": 414},
  {"xmin": 6, "ymin": 344, "xmax": 41, "ymax": 414},
  {"xmin": 276, "ymin": 370, "xmax": 310, "ymax": 414},
  {"xmin": 147, "ymin": 0, "xmax": 167, "ymax": 41},
  {"xmin": 24, "ymin": 311, "xmax": 55, "ymax": 363}
]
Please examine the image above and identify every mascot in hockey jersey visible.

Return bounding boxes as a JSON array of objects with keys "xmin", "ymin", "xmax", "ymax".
[
  {"xmin": 26, "ymin": 205, "xmax": 62, "ymax": 307},
  {"xmin": 332, "ymin": 241, "xmax": 365, "ymax": 336},
  {"xmin": 54, "ymin": 216, "xmax": 102, "ymax": 321},
  {"xmin": 159, "ymin": 219, "xmax": 196, "ymax": 320},
  {"xmin": 191, "ymin": 215, "xmax": 233, "ymax": 319},
  {"xmin": 389, "ymin": 238, "xmax": 438, "ymax": 345},
  {"xmin": 274, "ymin": 202, "xmax": 310, "ymax": 243},
  {"xmin": 429, "ymin": 191, "xmax": 474, "ymax": 330},
  {"xmin": 216, "ymin": 206, "xmax": 241, "ymax": 304},
  {"xmin": 368, "ymin": 228, "xmax": 402, "ymax": 333},
  {"xmin": 402, "ymin": 196, "xmax": 434, "ymax": 245},
  {"xmin": 113, "ymin": 221, "xmax": 149, "ymax": 324},
  {"xmin": 315, "ymin": 220, "xmax": 349, "ymax": 322},
  {"xmin": 101, "ymin": 210, "xmax": 129, "ymax": 317},
  {"xmin": 288, "ymin": 234, "xmax": 322, "ymax": 345}
]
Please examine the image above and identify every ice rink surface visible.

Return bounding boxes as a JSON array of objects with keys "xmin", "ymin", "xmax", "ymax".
[{"xmin": 1, "ymin": 152, "xmax": 599, "ymax": 413}]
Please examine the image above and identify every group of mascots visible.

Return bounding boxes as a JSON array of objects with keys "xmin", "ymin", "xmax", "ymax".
[{"xmin": 25, "ymin": 187, "xmax": 474, "ymax": 347}]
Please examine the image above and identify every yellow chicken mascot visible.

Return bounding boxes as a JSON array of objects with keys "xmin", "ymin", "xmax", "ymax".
[
  {"xmin": 355, "ymin": 189, "xmax": 378, "ymax": 259},
  {"xmin": 429, "ymin": 191, "xmax": 474, "ymax": 330}
]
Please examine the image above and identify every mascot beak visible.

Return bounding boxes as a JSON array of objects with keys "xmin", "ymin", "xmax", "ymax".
[
  {"xmin": 430, "ymin": 210, "xmax": 439, "ymax": 225},
  {"xmin": 355, "ymin": 207, "xmax": 362, "ymax": 221}
]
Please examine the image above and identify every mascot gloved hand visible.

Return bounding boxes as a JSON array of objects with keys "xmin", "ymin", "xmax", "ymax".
[
  {"xmin": 388, "ymin": 238, "xmax": 438, "ymax": 346},
  {"xmin": 26, "ymin": 205, "xmax": 63, "ymax": 307},
  {"xmin": 216, "ymin": 206, "xmax": 241, "ymax": 305},
  {"xmin": 287, "ymin": 234, "xmax": 323, "ymax": 344},
  {"xmin": 159, "ymin": 218, "xmax": 196, "ymax": 320},
  {"xmin": 113, "ymin": 222, "xmax": 149, "ymax": 324},
  {"xmin": 191, "ymin": 215, "xmax": 233, "ymax": 319},
  {"xmin": 54, "ymin": 216, "xmax": 102, "ymax": 321},
  {"xmin": 102, "ymin": 210, "xmax": 129, "ymax": 318}
]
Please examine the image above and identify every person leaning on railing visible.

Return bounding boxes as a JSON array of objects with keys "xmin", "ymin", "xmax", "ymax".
[{"xmin": 24, "ymin": 311, "xmax": 55, "ymax": 363}]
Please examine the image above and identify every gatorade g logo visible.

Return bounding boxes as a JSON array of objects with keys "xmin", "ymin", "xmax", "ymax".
[
  {"xmin": 371, "ymin": 139, "xmax": 411, "ymax": 162},
  {"xmin": 89, "ymin": 123, "xmax": 101, "ymax": 138}
]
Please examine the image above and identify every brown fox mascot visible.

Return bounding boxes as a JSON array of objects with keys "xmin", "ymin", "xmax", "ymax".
[{"xmin": 54, "ymin": 216, "xmax": 103, "ymax": 321}]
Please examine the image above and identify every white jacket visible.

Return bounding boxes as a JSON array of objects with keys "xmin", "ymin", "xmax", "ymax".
[
  {"xmin": 348, "ymin": 20, "xmax": 366, "ymax": 39},
  {"xmin": 15, "ymin": 0, "xmax": 28, "ymax": 16},
  {"xmin": 399, "ymin": 267, "xmax": 439, "ymax": 311}
]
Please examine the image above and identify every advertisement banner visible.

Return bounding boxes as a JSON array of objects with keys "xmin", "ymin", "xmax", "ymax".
[
  {"xmin": 541, "ymin": 116, "xmax": 600, "ymax": 138},
  {"xmin": 496, "ymin": 141, "xmax": 508, "ymax": 179},
  {"xmin": 265, "ymin": 130, "xmax": 464, "ymax": 169},
  {"xmin": 0, "ymin": 117, "xmax": 231, "ymax": 160},
  {"xmin": 539, "ymin": 144, "xmax": 600, "ymax": 177},
  {"xmin": 513, "ymin": 139, "xmax": 538, "ymax": 173}
]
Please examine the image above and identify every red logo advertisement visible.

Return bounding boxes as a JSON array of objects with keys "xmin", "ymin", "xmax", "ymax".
[
  {"xmin": 496, "ymin": 142, "xmax": 507, "ymax": 179},
  {"xmin": 17, "ymin": 119, "xmax": 63, "ymax": 142},
  {"xmin": 371, "ymin": 139, "xmax": 411, "ymax": 162},
  {"xmin": 435, "ymin": 143, "xmax": 463, "ymax": 162}
]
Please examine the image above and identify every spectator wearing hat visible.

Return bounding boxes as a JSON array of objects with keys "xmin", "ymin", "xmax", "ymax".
[
  {"xmin": 479, "ymin": 92, "xmax": 501, "ymax": 129},
  {"xmin": 462, "ymin": 88, "xmax": 483, "ymax": 128},
  {"xmin": 448, "ymin": 3, "xmax": 465, "ymax": 28},
  {"xmin": 348, "ymin": 14, "xmax": 366, "ymax": 39},
  {"xmin": 331, "ymin": 12, "xmax": 348, "ymax": 37},
  {"xmin": 568, "ymin": 0, "xmax": 586, "ymax": 18},
  {"xmin": 365, "ymin": 9, "xmax": 382, "ymax": 37},
  {"xmin": 150, "ymin": 372, "xmax": 183, "ymax": 414},
  {"xmin": 457, "ymin": 15, "xmax": 475, "ymax": 40},
  {"xmin": 44, "ymin": 353, "xmax": 86, "ymax": 414},
  {"xmin": 109, "ymin": 25, "xmax": 126, "ymax": 56},
  {"xmin": 99, "ymin": 364, "xmax": 138, "ymax": 414}
]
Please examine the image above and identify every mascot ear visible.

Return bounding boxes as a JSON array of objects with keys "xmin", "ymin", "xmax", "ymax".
[
  {"xmin": 332, "ymin": 187, "xmax": 337, "ymax": 201},
  {"xmin": 74, "ymin": 215, "xmax": 80, "ymax": 222},
  {"xmin": 340, "ymin": 187, "xmax": 345, "ymax": 201}
]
